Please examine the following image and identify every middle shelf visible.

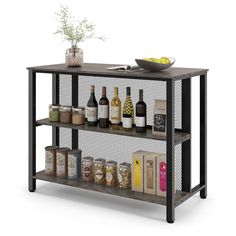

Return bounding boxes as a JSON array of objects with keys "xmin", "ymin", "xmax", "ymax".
[{"xmin": 37, "ymin": 118, "xmax": 190, "ymax": 145}]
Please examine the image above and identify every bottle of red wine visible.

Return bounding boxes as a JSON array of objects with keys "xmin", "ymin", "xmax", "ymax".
[
  {"xmin": 87, "ymin": 85, "xmax": 98, "ymax": 126},
  {"xmin": 135, "ymin": 89, "xmax": 146, "ymax": 133},
  {"xmin": 99, "ymin": 86, "xmax": 109, "ymax": 128}
]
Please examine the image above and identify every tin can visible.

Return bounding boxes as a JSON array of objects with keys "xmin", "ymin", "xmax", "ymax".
[
  {"xmin": 68, "ymin": 149, "xmax": 82, "ymax": 179},
  {"xmin": 106, "ymin": 161, "xmax": 118, "ymax": 187},
  {"xmin": 94, "ymin": 158, "xmax": 106, "ymax": 185},
  {"xmin": 118, "ymin": 162, "xmax": 131, "ymax": 189},
  {"xmin": 82, "ymin": 156, "xmax": 94, "ymax": 182},
  {"xmin": 56, "ymin": 147, "xmax": 70, "ymax": 177},
  {"xmin": 45, "ymin": 146, "xmax": 57, "ymax": 175}
]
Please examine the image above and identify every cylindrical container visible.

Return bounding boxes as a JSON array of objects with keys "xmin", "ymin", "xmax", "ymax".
[
  {"xmin": 68, "ymin": 149, "xmax": 82, "ymax": 179},
  {"xmin": 94, "ymin": 158, "xmax": 106, "ymax": 185},
  {"xmin": 45, "ymin": 146, "xmax": 57, "ymax": 175},
  {"xmin": 56, "ymin": 147, "xmax": 70, "ymax": 177},
  {"xmin": 118, "ymin": 162, "xmax": 131, "ymax": 189},
  {"xmin": 82, "ymin": 156, "xmax": 94, "ymax": 182},
  {"xmin": 49, "ymin": 104, "xmax": 60, "ymax": 122},
  {"xmin": 72, "ymin": 106, "xmax": 85, "ymax": 125},
  {"xmin": 60, "ymin": 106, "xmax": 72, "ymax": 123},
  {"xmin": 106, "ymin": 160, "xmax": 118, "ymax": 187}
]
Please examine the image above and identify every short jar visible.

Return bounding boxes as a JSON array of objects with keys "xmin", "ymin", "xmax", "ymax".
[
  {"xmin": 72, "ymin": 106, "xmax": 85, "ymax": 125},
  {"xmin": 56, "ymin": 147, "xmax": 70, "ymax": 177},
  {"xmin": 106, "ymin": 160, "xmax": 118, "ymax": 187},
  {"xmin": 60, "ymin": 106, "xmax": 72, "ymax": 123},
  {"xmin": 45, "ymin": 146, "xmax": 57, "ymax": 175},
  {"xmin": 49, "ymin": 104, "xmax": 60, "ymax": 122},
  {"xmin": 94, "ymin": 158, "xmax": 106, "ymax": 185},
  {"xmin": 82, "ymin": 156, "xmax": 94, "ymax": 182},
  {"xmin": 118, "ymin": 162, "xmax": 131, "ymax": 189}
]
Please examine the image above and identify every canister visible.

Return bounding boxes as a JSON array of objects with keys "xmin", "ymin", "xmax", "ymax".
[
  {"xmin": 94, "ymin": 158, "xmax": 106, "ymax": 185},
  {"xmin": 45, "ymin": 146, "xmax": 57, "ymax": 175},
  {"xmin": 68, "ymin": 149, "xmax": 82, "ymax": 179},
  {"xmin": 48, "ymin": 104, "xmax": 60, "ymax": 122},
  {"xmin": 60, "ymin": 105, "xmax": 72, "ymax": 123},
  {"xmin": 56, "ymin": 147, "xmax": 70, "ymax": 177},
  {"xmin": 82, "ymin": 156, "xmax": 94, "ymax": 182},
  {"xmin": 118, "ymin": 162, "xmax": 131, "ymax": 189},
  {"xmin": 106, "ymin": 160, "xmax": 118, "ymax": 187}
]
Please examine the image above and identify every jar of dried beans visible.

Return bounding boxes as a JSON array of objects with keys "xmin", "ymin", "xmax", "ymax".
[
  {"xmin": 94, "ymin": 158, "xmax": 106, "ymax": 185},
  {"xmin": 118, "ymin": 162, "xmax": 131, "ymax": 189},
  {"xmin": 106, "ymin": 160, "xmax": 118, "ymax": 187},
  {"xmin": 82, "ymin": 156, "xmax": 94, "ymax": 182},
  {"xmin": 60, "ymin": 106, "xmax": 72, "ymax": 123}
]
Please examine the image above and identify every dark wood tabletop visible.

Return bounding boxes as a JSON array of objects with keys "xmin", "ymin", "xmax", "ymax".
[{"xmin": 27, "ymin": 63, "xmax": 208, "ymax": 81}]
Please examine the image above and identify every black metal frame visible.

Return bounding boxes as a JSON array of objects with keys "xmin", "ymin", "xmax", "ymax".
[{"xmin": 28, "ymin": 68, "xmax": 207, "ymax": 223}]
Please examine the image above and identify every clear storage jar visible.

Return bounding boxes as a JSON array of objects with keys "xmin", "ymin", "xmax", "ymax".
[
  {"xmin": 82, "ymin": 156, "xmax": 94, "ymax": 182},
  {"xmin": 118, "ymin": 162, "xmax": 131, "ymax": 189},
  {"xmin": 72, "ymin": 107, "xmax": 85, "ymax": 125},
  {"xmin": 60, "ymin": 106, "xmax": 72, "ymax": 123},
  {"xmin": 94, "ymin": 158, "xmax": 106, "ymax": 185},
  {"xmin": 49, "ymin": 104, "xmax": 60, "ymax": 122},
  {"xmin": 106, "ymin": 161, "xmax": 118, "ymax": 187}
]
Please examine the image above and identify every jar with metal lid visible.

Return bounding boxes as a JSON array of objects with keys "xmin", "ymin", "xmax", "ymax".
[
  {"xmin": 49, "ymin": 104, "xmax": 60, "ymax": 122},
  {"xmin": 82, "ymin": 156, "xmax": 94, "ymax": 182},
  {"xmin": 118, "ymin": 162, "xmax": 131, "ymax": 189},
  {"xmin": 94, "ymin": 158, "xmax": 106, "ymax": 185},
  {"xmin": 60, "ymin": 106, "xmax": 72, "ymax": 123},
  {"xmin": 45, "ymin": 146, "xmax": 57, "ymax": 175},
  {"xmin": 68, "ymin": 149, "xmax": 82, "ymax": 179},
  {"xmin": 56, "ymin": 147, "xmax": 70, "ymax": 177},
  {"xmin": 72, "ymin": 106, "xmax": 85, "ymax": 125},
  {"xmin": 106, "ymin": 160, "xmax": 118, "ymax": 187}
]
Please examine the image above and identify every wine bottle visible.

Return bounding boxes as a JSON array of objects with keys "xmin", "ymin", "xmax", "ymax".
[
  {"xmin": 122, "ymin": 87, "xmax": 134, "ymax": 131},
  {"xmin": 111, "ymin": 87, "xmax": 121, "ymax": 129},
  {"xmin": 135, "ymin": 89, "xmax": 146, "ymax": 133},
  {"xmin": 99, "ymin": 86, "xmax": 109, "ymax": 128},
  {"xmin": 87, "ymin": 85, "xmax": 98, "ymax": 126}
]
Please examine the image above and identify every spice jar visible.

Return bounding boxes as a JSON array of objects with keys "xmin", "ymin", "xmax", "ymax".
[
  {"xmin": 56, "ymin": 147, "xmax": 70, "ymax": 177},
  {"xmin": 82, "ymin": 156, "xmax": 94, "ymax": 182},
  {"xmin": 68, "ymin": 149, "xmax": 82, "ymax": 179},
  {"xmin": 45, "ymin": 146, "xmax": 57, "ymax": 175},
  {"xmin": 60, "ymin": 106, "xmax": 72, "ymax": 123},
  {"xmin": 94, "ymin": 158, "xmax": 106, "ymax": 185},
  {"xmin": 72, "ymin": 106, "xmax": 85, "ymax": 125},
  {"xmin": 49, "ymin": 104, "xmax": 60, "ymax": 122},
  {"xmin": 118, "ymin": 162, "xmax": 131, "ymax": 189},
  {"xmin": 106, "ymin": 161, "xmax": 118, "ymax": 187}
]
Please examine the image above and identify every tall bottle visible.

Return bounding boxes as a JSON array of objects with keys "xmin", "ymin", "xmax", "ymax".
[
  {"xmin": 135, "ymin": 89, "xmax": 146, "ymax": 133},
  {"xmin": 122, "ymin": 87, "xmax": 134, "ymax": 131},
  {"xmin": 99, "ymin": 86, "xmax": 109, "ymax": 128},
  {"xmin": 111, "ymin": 87, "xmax": 121, "ymax": 129},
  {"xmin": 87, "ymin": 85, "xmax": 98, "ymax": 126}
]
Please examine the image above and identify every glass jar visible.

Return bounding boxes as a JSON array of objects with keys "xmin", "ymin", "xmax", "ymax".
[
  {"xmin": 68, "ymin": 149, "xmax": 82, "ymax": 179},
  {"xmin": 65, "ymin": 47, "xmax": 83, "ymax": 67},
  {"xmin": 72, "ymin": 106, "xmax": 85, "ymax": 125},
  {"xmin": 118, "ymin": 162, "xmax": 131, "ymax": 189},
  {"xmin": 82, "ymin": 156, "xmax": 94, "ymax": 182},
  {"xmin": 94, "ymin": 158, "xmax": 106, "ymax": 185},
  {"xmin": 56, "ymin": 147, "xmax": 70, "ymax": 177},
  {"xmin": 106, "ymin": 160, "xmax": 118, "ymax": 187},
  {"xmin": 45, "ymin": 146, "xmax": 57, "ymax": 175},
  {"xmin": 49, "ymin": 104, "xmax": 60, "ymax": 122},
  {"xmin": 60, "ymin": 106, "xmax": 72, "ymax": 123}
]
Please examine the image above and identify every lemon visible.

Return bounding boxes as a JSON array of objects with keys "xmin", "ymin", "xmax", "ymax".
[{"xmin": 160, "ymin": 57, "xmax": 170, "ymax": 64}]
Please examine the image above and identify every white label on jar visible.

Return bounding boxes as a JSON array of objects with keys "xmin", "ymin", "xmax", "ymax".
[
  {"xmin": 118, "ymin": 173, "xmax": 123, "ymax": 183},
  {"xmin": 95, "ymin": 170, "xmax": 103, "ymax": 180},
  {"xmin": 135, "ymin": 116, "xmax": 145, "ymax": 127},
  {"xmin": 45, "ymin": 151, "xmax": 53, "ymax": 173},
  {"xmin": 99, "ymin": 105, "xmax": 109, "ymax": 119},
  {"xmin": 68, "ymin": 155, "xmax": 77, "ymax": 177},
  {"xmin": 57, "ymin": 153, "xmax": 65, "ymax": 175},
  {"xmin": 106, "ymin": 172, "xmax": 113, "ymax": 182},
  {"xmin": 111, "ymin": 106, "xmax": 120, "ymax": 124},
  {"xmin": 122, "ymin": 117, "xmax": 132, "ymax": 128},
  {"xmin": 87, "ymin": 107, "xmax": 97, "ymax": 122}
]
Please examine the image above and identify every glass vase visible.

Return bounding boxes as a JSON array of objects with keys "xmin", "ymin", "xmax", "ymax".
[{"xmin": 65, "ymin": 47, "xmax": 83, "ymax": 67}]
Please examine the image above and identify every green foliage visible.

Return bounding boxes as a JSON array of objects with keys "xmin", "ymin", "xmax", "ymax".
[{"xmin": 55, "ymin": 5, "xmax": 105, "ymax": 47}]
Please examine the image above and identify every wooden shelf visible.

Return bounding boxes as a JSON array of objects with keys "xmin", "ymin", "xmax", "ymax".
[
  {"xmin": 34, "ymin": 170, "xmax": 189, "ymax": 207},
  {"xmin": 36, "ymin": 118, "xmax": 190, "ymax": 145}
]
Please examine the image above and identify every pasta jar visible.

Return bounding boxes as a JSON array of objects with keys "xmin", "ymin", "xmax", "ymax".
[
  {"xmin": 82, "ymin": 156, "xmax": 94, "ymax": 182},
  {"xmin": 56, "ymin": 147, "xmax": 70, "ymax": 177},
  {"xmin": 45, "ymin": 146, "xmax": 57, "ymax": 175},
  {"xmin": 72, "ymin": 106, "xmax": 85, "ymax": 125},
  {"xmin": 94, "ymin": 158, "xmax": 106, "ymax": 185},
  {"xmin": 49, "ymin": 104, "xmax": 60, "ymax": 122},
  {"xmin": 68, "ymin": 149, "xmax": 82, "ymax": 179},
  {"xmin": 106, "ymin": 161, "xmax": 118, "ymax": 187},
  {"xmin": 60, "ymin": 106, "xmax": 72, "ymax": 123},
  {"xmin": 118, "ymin": 162, "xmax": 131, "ymax": 189}
]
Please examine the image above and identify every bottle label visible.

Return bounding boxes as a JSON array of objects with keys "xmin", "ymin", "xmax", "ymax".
[
  {"xmin": 57, "ymin": 153, "xmax": 65, "ymax": 175},
  {"xmin": 45, "ymin": 151, "xmax": 53, "ymax": 173},
  {"xmin": 99, "ymin": 105, "xmax": 109, "ymax": 119},
  {"xmin": 135, "ymin": 116, "xmax": 145, "ymax": 127},
  {"xmin": 68, "ymin": 155, "xmax": 77, "ymax": 177},
  {"xmin": 87, "ymin": 107, "xmax": 97, "ymax": 122},
  {"xmin": 122, "ymin": 117, "xmax": 132, "ymax": 128},
  {"xmin": 111, "ymin": 106, "xmax": 120, "ymax": 124}
]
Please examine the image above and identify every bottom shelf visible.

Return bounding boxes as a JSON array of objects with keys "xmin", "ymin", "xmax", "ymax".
[{"xmin": 34, "ymin": 171, "xmax": 189, "ymax": 206}]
